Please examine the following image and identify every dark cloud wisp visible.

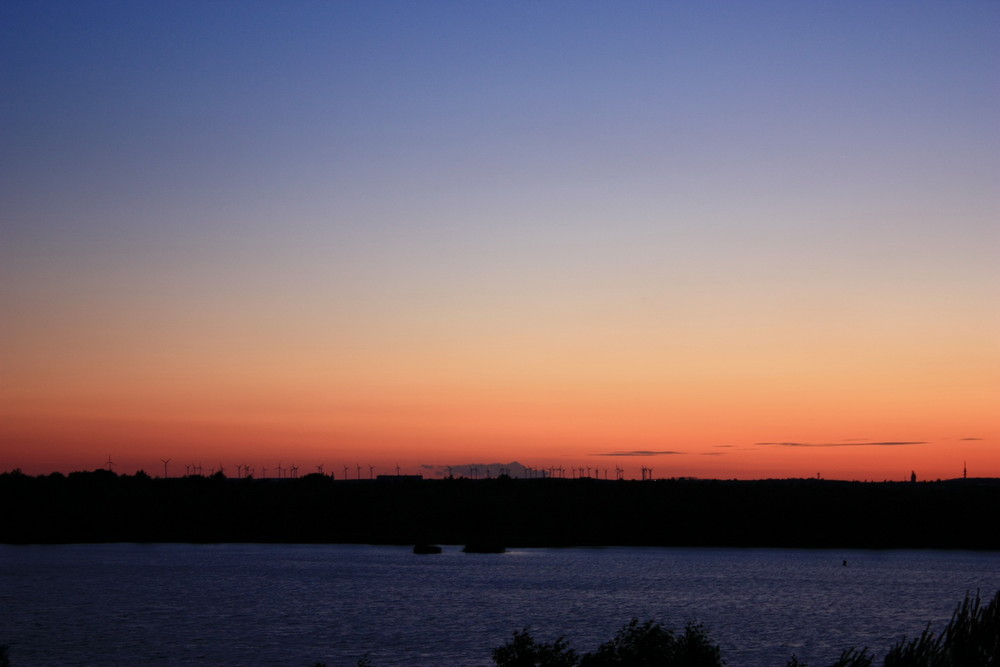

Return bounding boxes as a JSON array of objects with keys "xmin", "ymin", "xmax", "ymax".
[
  {"xmin": 595, "ymin": 450, "xmax": 684, "ymax": 457},
  {"xmin": 756, "ymin": 441, "xmax": 927, "ymax": 448}
]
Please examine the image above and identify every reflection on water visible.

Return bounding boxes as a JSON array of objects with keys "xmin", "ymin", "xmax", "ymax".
[{"xmin": 1, "ymin": 544, "xmax": 997, "ymax": 666}]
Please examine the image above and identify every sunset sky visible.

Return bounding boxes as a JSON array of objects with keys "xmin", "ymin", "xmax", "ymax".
[{"xmin": 2, "ymin": 1, "xmax": 997, "ymax": 481}]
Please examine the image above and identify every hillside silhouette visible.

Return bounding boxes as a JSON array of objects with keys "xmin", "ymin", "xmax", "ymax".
[{"xmin": 2, "ymin": 470, "xmax": 998, "ymax": 549}]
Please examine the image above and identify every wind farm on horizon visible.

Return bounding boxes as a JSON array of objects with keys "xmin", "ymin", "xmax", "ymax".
[{"xmin": 8, "ymin": 454, "xmax": 984, "ymax": 485}]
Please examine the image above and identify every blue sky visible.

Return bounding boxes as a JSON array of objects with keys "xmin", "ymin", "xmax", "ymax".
[{"xmin": 2, "ymin": 1, "xmax": 998, "ymax": 478}]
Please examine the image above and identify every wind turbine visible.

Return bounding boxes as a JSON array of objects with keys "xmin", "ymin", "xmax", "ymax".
[
  {"xmin": 317, "ymin": 464, "xmax": 324, "ymax": 475},
  {"xmin": 356, "ymin": 463, "xmax": 362, "ymax": 480},
  {"xmin": 160, "ymin": 458, "xmax": 171, "ymax": 479},
  {"xmin": 343, "ymin": 464, "xmax": 350, "ymax": 480},
  {"xmin": 368, "ymin": 465, "xmax": 374, "ymax": 480}
]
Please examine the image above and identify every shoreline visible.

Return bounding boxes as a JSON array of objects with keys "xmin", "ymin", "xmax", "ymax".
[{"xmin": 3, "ymin": 471, "xmax": 998, "ymax": 550}]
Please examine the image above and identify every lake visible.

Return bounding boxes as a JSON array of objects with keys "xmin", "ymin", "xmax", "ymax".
[{"xmin": 1, "ymin": 544, "xmax": 997, "ymax": 666}]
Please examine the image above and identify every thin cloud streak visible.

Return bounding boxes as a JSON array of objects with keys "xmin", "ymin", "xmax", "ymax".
[
  {"xmin": 594, "ymin": 450, "xmax": 685, "ymax": 457},
  {"xmin": 756, "ymin": 441, "xmax": 927, "ymax": 448}
]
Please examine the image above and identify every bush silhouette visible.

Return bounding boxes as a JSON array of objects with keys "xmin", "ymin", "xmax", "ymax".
[
  {"xmin": 493, "ymin": 619, "xmax": 722, "ymax": 667},
  {"xmin": 580, "ymin": 618, "xmax": 675, "ymax": 666},
  {"xmin": 492, "ymin": 628, "xmax": 579, "ymax": 667}
]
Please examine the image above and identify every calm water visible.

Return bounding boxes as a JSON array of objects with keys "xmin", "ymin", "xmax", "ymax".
[{"xmin": 1, "ymin": 544, "xmax": 998, "ymax": 666}]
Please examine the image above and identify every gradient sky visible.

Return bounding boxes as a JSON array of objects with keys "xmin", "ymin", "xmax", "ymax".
[{"xmin": 2, "ymin": 1, "xmax": 998, "ymax": 480}]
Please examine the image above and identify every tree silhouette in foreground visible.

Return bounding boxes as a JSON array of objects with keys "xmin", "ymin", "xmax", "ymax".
[
  {"xmin": 492, "ymin": 618, "xmax": 722, "ymax": 667},
  {"xmin": 492, "ymin": 629, "xmax": 580, "ymax": 667}
]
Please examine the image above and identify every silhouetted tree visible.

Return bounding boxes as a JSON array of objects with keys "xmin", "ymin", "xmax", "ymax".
[
  {"xmin": 492, "ymin": 629, "xmax": 578, "ymax": 667},
  {"xmin": 493, "ymin": 619, "xmax": 722, "ymax": 667},
  {"xmin": 580, "ymin": 619, "xmax": 722, "ymax": 667}
]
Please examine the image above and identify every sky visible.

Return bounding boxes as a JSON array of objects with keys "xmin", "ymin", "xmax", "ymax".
[{"xmin": 2, "ymin": 1, "xmax": 998, "ymax": 481}]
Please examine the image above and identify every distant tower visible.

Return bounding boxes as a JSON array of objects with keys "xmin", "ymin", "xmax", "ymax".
[
  {"xmin": 964, "ymin": 461, "xmax": 968, "ymax": 480},
  {"xmin": 910, "ymin": 470, "xmax": 917, "ymax": 483}
]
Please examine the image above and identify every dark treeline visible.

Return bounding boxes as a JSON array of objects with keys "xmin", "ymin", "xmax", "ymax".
[{"xmin": 2, "ymin": 470, "xmax": 998, "ymax": 549}]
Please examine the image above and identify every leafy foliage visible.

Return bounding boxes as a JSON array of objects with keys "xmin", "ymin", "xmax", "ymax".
[
  {"xmin": 492, "ymin": 619, "xmax": 723, "ymax": 667},
  {"xmin": 580, "ymin": 618, "xmax": 676, "ymax": 666},
  {"xmin": 492, "ymin": 628, "xmax": 578, "ymax": 667}
]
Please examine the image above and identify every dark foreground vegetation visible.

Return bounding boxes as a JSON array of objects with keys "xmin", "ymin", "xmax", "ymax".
[
  {"xmin": 491, "ymin": 618, "xmax": 722, "ymax": 667},
  {"xmin": 2, "ymin": 469, "xmax": 999, "ymax": 548},
  {"xmin": 486, "ymin": 591, "xmax": 1000, "ymax": 666},
  {"xmin": 311, "ymin": 590, "xmax": 1000, "ymax": 666}
]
